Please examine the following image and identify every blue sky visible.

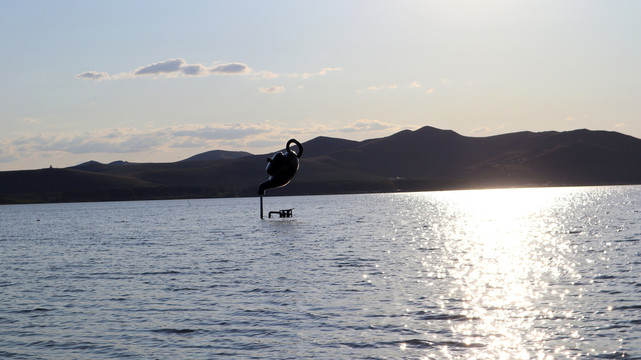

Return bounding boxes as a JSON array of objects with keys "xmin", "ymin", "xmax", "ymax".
[{"xmin": 1, "ymin": 0, "xmax": 640, "ymax": 170}]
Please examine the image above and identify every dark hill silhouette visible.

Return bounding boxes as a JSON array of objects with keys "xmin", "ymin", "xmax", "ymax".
[
  {"xmin": 0, "ymin": 167, "xmax": 154, "ymax": 203},
  {"xmin": 71, "ymin": 160, "xmax": 105, "ymax": 172},
  {"xmin": 2, "ymin": 126, "xmax": 641, "ymax": 203},
  {"xmin": 180, "ymin": 150, "xmax": 252, "ymax": 162},
  {"xmin": 295, "ymin": 136, "xmax": 360, "ymax": 158}
]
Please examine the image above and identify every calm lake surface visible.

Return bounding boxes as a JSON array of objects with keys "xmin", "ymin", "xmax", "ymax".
[{"xmin": 2, "ymin": 186, "xmax": 641, "ymax": 359}]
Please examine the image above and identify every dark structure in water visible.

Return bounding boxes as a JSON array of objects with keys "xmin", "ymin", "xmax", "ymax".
[{"xmin": 258, "ymin": 139, "xmax": 303, "ymax": 218}]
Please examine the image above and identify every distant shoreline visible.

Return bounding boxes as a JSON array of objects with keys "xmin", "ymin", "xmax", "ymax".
[
  {"xmin": 3, "ymin": 126, "xmax": 641, "ymax": 205},
  {"xmin": 2, "ymin": 182, "xmax": 640, "ymax": 206}
]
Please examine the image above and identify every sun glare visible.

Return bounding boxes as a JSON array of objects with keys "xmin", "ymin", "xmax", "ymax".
[{"xmin": 428, "ymin": 187, "xmax": 578, "ymax": 358}]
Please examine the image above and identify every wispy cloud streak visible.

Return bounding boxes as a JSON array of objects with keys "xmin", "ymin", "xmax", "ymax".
[
  {"xmin": 259, "ymin": 86, "xmax": 285, "ymax": 94},
  {"xmin": 251, "ymin": 67, "xmax": 342, "ymax": 80},
  {"xmin": 77, "ymin": 60, "xmax": 340, "ymax": 87},
  {"xmin": 3, "ymin": 120, "xmax": 408, "ymax": 165},
  {"xmin": 134, "ymin": 58, "xmax": 185, "ymax": 76},
  {"xmin": 355, "ymin": 84, "xmax": 398, "ymax": 93},
  {"xmin": 77, "ymin": 58, "xmax": 251, "ymax": 81},
  {"xmin": 76, "ymin": 71, "xmax": 111, "ymax": 81}
]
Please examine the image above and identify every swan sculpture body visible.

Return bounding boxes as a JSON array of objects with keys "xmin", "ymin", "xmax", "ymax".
[
  {"xmin": 258, "ymin": 139, "xmax": 303, "ymax": 219},
  {"xmin": 258, "ymin": 139, "xmax": 303, "ymax": 195}
]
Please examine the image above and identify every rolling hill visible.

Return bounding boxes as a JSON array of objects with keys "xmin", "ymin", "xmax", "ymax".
[{"xmin": 2, "ymin": 126, "xmax": 641, "ymax": 204}]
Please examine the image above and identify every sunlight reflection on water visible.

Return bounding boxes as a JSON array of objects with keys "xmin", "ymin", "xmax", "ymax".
[{"xmin": 416, "ymin": 188, "xmax": 585, "ymax": 359}]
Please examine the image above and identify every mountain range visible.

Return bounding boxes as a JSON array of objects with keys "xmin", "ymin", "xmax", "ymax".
[{"xmin": 2, "ymin": 126, "xmax": 641, "ymax": 204}]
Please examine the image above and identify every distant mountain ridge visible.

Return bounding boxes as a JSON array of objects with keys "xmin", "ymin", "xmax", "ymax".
[
  {"xmin": 72, "ymin": 150, "xmax": 252, "ymax": 171},
  {"xmin": 2, "ymin": 126, "xmax": 641, "ymax": 204},
  {"xmin": 180, "ymin": 150, "xmax": 252, "ymax": 162}
]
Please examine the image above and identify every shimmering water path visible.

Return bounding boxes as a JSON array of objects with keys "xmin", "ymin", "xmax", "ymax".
[{"xmin": 2, "ymin": 186, "xmax": 641, "ymax": 359}]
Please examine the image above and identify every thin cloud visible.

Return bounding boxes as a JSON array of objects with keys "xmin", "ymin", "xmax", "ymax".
[
  {"xmin": 470, "ymin": 126, "xmax": 491, "ymax": 135},
  {"xmin": 77, "ymin": 58, "xmax": 251, "ymax": 81},
  {"xmin": 252, "ymin": 67, "xmax": 342, "ymax": 80},
  {"xmin": 319, "ymin": 67, "xmax": 342, "ymax": 75},
  {"xmin": 0, "ymin": 144, "xmax": 17, "ymax": 163},
  {"xmin": 4, "ymin": 120, "xmax": 409, "ymax": 167},
  {"xmin": 301, "ymin": 67, "xmax": 342, "ymax": 79},
  {"xmin": 134, "ymin": 58, "xmax": 185, "ymax": 76},
  {"xmin": 210, "ymin": 63, "xmax": 251, "ymax": 74},
  {"xmin": 358, "ymin": 81, "xmax": 435, "ymax": 93},
  {"xmin": 338, "ymin": 119, "xmax": 401, "ymax": 132},
  {"xmin": 20, "ymin": 130, "xmax": 166, "ymax": 154},
  {"xmin": 282, "ymin": 119, "xmax": 407, "ymax": 136},
  {"xmin": 9, "ymin": 124, "xmax": 275, "ymax": 157},
  {"xmin": 252, "ymin": 71, "xmax": 280, "ymax": 79},
  {"xmin": 181, "ymin": 64, "xmax": 208, "ymax": 76},
  {"xmin": 19, "ymin": 117, "xmax": 41, "ymax": 124},
  {"xmin": 356, "ymin": 84, "xmax": 398, "ymax": 93},
  {"xmin": 259, "ymin": 86, "xmax": 285, "ymax": 94},
  {"xmin": 76, "ymin": 71, "xmax": 110, "ymax": 81},
  {"xmin": 171, "ymin": 139, "xmax": 208, "ymax": 148},
  {"xmin": 171, "ymin": 123, "xmax": 269, "ymax": 140}
]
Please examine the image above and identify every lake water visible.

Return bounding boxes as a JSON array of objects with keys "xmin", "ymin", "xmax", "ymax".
[{"xmin": 1, "ymin": 185, "xmax": 641, "ymax": 359}]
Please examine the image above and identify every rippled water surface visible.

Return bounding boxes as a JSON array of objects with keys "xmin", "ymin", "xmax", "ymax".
[{"xmin": 2, "ymin": 186, "xmax": 641, "ymax": 359}]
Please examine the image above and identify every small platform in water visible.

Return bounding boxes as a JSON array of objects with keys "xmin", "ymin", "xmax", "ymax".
[{"xmin": 268, "ymin": 209, "xmax": 293, "ymax": 218}]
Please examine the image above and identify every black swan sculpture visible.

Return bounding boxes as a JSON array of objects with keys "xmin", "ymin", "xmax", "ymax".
[{"xmin": 258, "ymin": 139, "xmax": 303, "ymax": 218}]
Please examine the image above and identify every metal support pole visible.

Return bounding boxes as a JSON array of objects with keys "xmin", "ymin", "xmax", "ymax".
[{"xmin": 260, "ymin": 195, "xmax": 264, "ymax": 219}]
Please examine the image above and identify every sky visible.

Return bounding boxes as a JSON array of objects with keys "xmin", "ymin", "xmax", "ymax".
[{"xmin": 1, "ymin": 0, "xmax": 640, "ymax": 171}]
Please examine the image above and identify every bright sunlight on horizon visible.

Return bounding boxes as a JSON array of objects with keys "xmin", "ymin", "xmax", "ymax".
[{"xmin": 1, "ymin": 1, "xmax": 640, "ymax": 171}]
